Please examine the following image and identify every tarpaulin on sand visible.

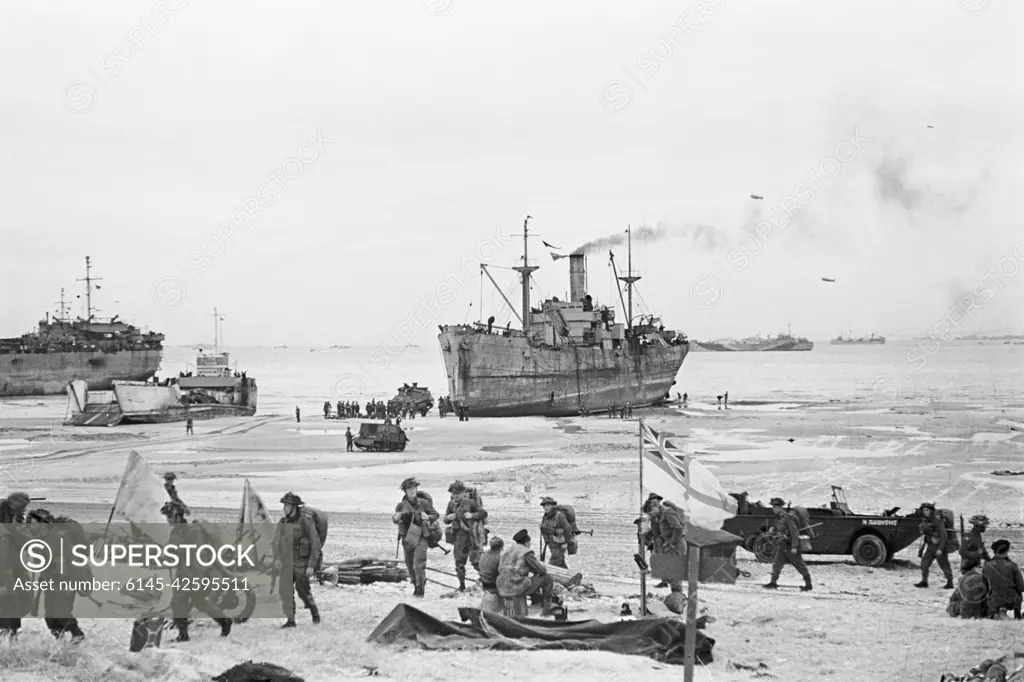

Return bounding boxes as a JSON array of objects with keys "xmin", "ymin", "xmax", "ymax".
[{"xmin": 366, "ymin": 604, "xmax": 715, "ymax": 665}]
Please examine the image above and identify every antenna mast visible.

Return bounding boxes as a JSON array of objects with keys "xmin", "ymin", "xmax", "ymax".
[
  {"xmin": 76, "ymin": 256, "xmax": 102, "ymax": 322},
  {"xmin": 617, "ymin": 226, "xmax": 641, "ymax": 331},
  {"xmin": 511, "ymin": 215, "xmax": 539, "ymax": 332},
  {"xmin": 54, "ymin": 288, "xmax": 70, "ymax": 322}
]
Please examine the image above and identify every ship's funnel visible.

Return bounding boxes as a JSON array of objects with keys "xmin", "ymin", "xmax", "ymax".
[{"xmin": 569, "ymin": 253, "xmax": 587, "ymax": 303}]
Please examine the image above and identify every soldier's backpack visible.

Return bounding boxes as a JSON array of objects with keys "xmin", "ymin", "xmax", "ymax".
[
  {"xmin": 790, "ymin": 506, "xmax": 815, "ymax": 539},
  {"xmin": 302, "ymin": 507, "xmax": 329, "ymax": 549},
  {"xmin": 938, "ymin": 508, "xmax": 959, "ymax": 551},
  {"xmin": 424, "ymin": 514, "xmax": 444, "ymax": 547},
  {"xmin": 466, "ymin": 487, "xmax": 485, "ymax": 514},
  {"xmin": 556, "ymin": 505, "xmax": 580, "ymax": 555},
  {"xmin": 556, "ymin": 505, "xmax": 579, "ymax": 533}
]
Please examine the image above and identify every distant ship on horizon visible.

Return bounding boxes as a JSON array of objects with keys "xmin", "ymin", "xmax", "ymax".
[
  {"xmin": 691, "ymin": 324, "xmax": 813, "ymax": 352},
  {"xmin": 831, "ymin": 332, "xmax": 885, "ymax": 345}
]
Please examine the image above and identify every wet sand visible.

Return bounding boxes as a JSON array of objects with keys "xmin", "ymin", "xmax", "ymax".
[{"xmin": 2, "ymin": 396, "xmax": 1024, "ymax": 681}]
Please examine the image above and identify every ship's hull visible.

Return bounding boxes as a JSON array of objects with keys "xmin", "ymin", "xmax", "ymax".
[
  {"xmin": 438, "ymin": 330, "xmax": 689, "ymax": 417},
  {"xmin": 692, "ymin": 340, "xmax": 814, "ymax": 352},
  {"xmin": 830, "ymin": 339, "xmax": 885, "ymax": 345},
  {"xmin": 0, "ymin": 350, "xmax": 161, "ymax": 396}
]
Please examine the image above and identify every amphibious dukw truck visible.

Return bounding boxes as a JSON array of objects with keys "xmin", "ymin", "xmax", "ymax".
[{"xmin": 723, "ymin": 486, "xmax": 924, "ymax": 567}]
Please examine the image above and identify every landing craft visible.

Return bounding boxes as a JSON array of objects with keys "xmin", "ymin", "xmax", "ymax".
[
  {"xmin": 821, "ymin": 277, "xmax": 835, "ymax": 283},
  {"xmin": 750, "ymin": 194, "xmax": 763, "ymax": 200}
]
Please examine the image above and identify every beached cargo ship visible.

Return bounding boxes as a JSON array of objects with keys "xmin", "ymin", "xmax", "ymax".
[
  {"xmin": 0, "ymin": 257, "xmax": 163, "ymax": 396},
  {"xmin": 64, "ymin": 349, "xmax": 256, "ymax": 426},
  {"xmin": 437, "ymin": 219, "xmax": 689, "ymax": 417},
  {"xmin": 830, "ymin": 332, "xmax": 885, "ymax": 345},
  {"xmin": 691, "ymin": 326, "xmax": 813, "ymax": 352}
]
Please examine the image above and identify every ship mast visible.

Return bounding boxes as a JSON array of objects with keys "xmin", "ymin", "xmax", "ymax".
[
  {"xmin": 212, "ymin": 307, "xmax": 225, "ymax": 353},
  {"xmin": 617, "ymin": 225, "xmax": 641, "ymax": 331},
  {"xmin": 76, "ymin": 256, "xmax": 102, "ymax": 322},
  {"xmin": 54, "ymin": 288, "xmax": 70, "ymax": 323},
  {"xmin": 511, "ymin": 215, "xmax": 539, "ymax": 332}
]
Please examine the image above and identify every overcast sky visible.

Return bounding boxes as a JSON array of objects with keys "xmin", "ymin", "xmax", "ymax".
[{"xmin": 1, "ymin": 0, "xmax": 1020, "ymax": 346}]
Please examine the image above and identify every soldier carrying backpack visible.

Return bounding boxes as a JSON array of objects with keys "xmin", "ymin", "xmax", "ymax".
[
  {"xmin": 444, "ymin": 480, "xmax": 489, "ymax": 591},
  {"xmin": 916, "ymin": 502, "xmax": 955, "ymax": 590},
  {"xmin": 276, "ymin": 492, "xmax": 322, "ymax": 628},
  {"xmin": 539, "ymin": 497, "xmax": 576, "ymax": 569}
]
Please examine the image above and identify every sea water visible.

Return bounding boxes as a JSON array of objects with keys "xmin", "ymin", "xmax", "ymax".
[{"xmin": 153, "ymin": 340, "xmax": 1023, "ymax": 416}]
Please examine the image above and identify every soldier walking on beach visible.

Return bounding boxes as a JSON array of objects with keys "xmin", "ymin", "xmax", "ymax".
[
  {"xmin": 724, "ymin": 391, "xmax": 729, "ymax": 409},
  {"xmin": 295, "ymin": 406, "xmax": 301, "ymax": 423},
  {"xmin": 539, "ymin": 497, "xmax": 574, "ymax": 569},
  {"xmin": 185, "ymin": 415, "xmax": 193, "ymax": 435},
  {"xmin": 162, "ymin": 500, "xmax": 233, "ymax": 640},
  {"xmin": 26, "ymin": 509, "xmax": 90, "ymax": 642},
  {"xmin": 916, "ymin": 502, "xmax": 954, "ymax": 589},
  {"xmin": 643, "ymin": 494, "xmax": 686, "ymax": 594},
  {"xmin": 345, "ymin": 427, "xmax": 354, "ymax": 452},
  {"xmin": 444, "ymin": 480, "xmax": 488, "ymax": 591},
  {"xmin": 393, "ymin": 478, "xmax": 439, "ymax": 597},
  {"xmin": 275, "ymin": 492, "xmax": 321, "ymax": 627},
  {"xmin": 960, "ymin": 514, "xmax": 991, "ymax": 571},
  {"xmin": 763, "ymin": 497, "xmax": 812, "ymax": 591}
]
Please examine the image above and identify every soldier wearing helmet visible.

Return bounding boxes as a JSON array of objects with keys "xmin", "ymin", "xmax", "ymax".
[
  {"xmin": 539, "ymin": 497, "xmax": 574, "ymax": 569},
  {"xmin": 763, "ymin": 497, "xmax": 813, "ymax": 592},
  {"xmin": 275, "ymin": 492, "xmax": 321, "ymax": 628},
  {"xmin": 959, "ymin": 514, "xmax": 991, "ymax": 571},
  {"xmin": 444, "ymin": 480, "xmax": 488, "ymax": 591},
  {"xmin": 916, "ymin": 502, "xmax": 954, "ymax": 589},
  {"xmin": 393, "ymin": 478, "xmax": 439, "ymax": 597},
  {"xmin": 160, "ymin": 498, "xmax": 233, "ymax": 641}
]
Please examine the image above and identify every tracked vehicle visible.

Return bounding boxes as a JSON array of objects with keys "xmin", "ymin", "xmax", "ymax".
[
  {"xmin": 353, "ymin": 422, "xmax": 408, "ymax": 452},
  {"xmin": 387, "ymin": 383, "xmax": 433, "ymax": 417}
]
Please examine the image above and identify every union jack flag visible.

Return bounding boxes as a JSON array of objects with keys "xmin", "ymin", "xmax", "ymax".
[{"xmin": 640, "ymin": 420, "xmax": 737, "ymax": 530}]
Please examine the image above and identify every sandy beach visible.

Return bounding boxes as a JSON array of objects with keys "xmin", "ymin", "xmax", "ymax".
[{"xmin": 3, "ymin": 396, "xmax": 1024, "ymax": 681}]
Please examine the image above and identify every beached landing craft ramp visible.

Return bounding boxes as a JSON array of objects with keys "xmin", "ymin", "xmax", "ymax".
[{"xmin": 438, "ymin": 219, "xmax": 689, "ymax": 417}]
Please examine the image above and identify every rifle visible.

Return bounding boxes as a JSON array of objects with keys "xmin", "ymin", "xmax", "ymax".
[
  {"xmin": 574, "ymin": 529, "xmax": 594, "ymax": 537},
  {"xmin": 540, "ymin": 534, "xmax": 547, "ymax": 562},
  {"xmin": 960, "ymin": 515, "xmax": 965, "ymax": 549},
  {"xmin": 395, "ymin": 534, "xmax": 401, "ymax": 560}
]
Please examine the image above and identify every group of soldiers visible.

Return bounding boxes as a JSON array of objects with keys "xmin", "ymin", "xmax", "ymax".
[
  {"xmin": 919, "ymin": 510, "xmax": 1024, "ymax": 619},
  {"xmin": 322, "ymin": 399, "xmax": 426, "ymax": 421},
  {"xmin": 390, "ymin": 478, "xmax": 576, "ymax": 614},
  {"xmin": 0, "ymin": 476, "xmax": 327, "ymax": 646},
  {"xmin": 325, "ymin": 401, "xmax": 363, "ymax": 419}
]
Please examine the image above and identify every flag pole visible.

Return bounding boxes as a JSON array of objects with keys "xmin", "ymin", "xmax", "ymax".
[
  {"xmin": 684, "ymin": 541, "xmax": 700, "ymax": 682},
  {"xmin": 638, "ymin": 418, "xmax": 647, "ymax": 617}
]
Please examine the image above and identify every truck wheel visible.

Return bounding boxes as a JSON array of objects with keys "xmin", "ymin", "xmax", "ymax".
[
  {"xmin": 752, "ymin": 532, "xmax": 775, "ymax": 563},
  {"xmin": 852, "ymin": 534, "xmax": 887, "ymax": 567}
]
